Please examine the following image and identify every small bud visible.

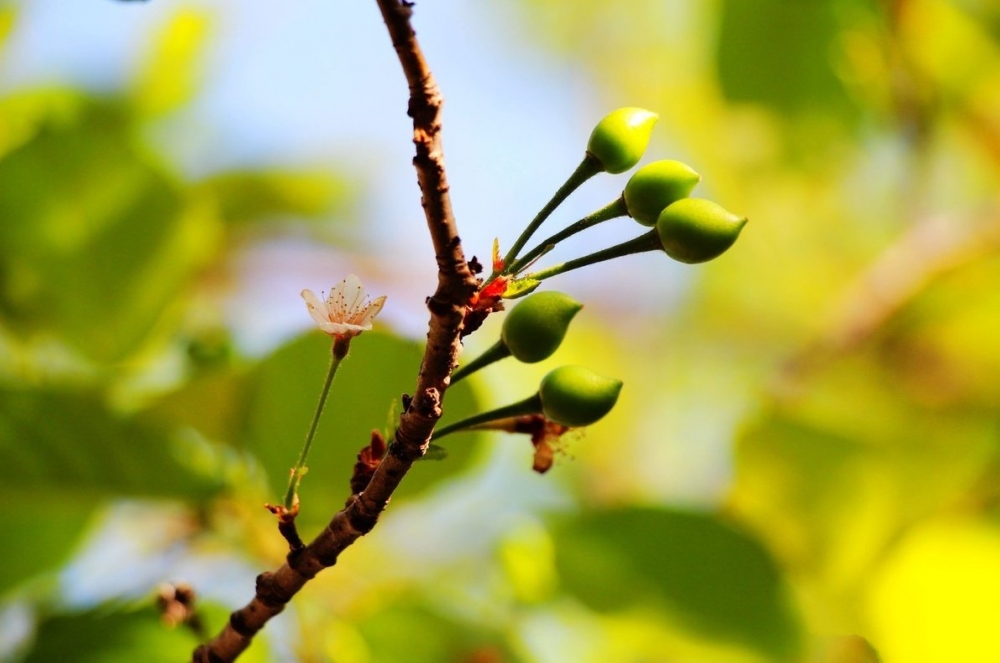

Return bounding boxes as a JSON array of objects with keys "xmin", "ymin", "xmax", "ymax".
[
  {"xmin": 539, "ymin": 365, "xmax": 623, "ymax": 427},
  {"xmin": 655, "ymin": 198, "xmax": 747, "ymax": 264},
  {"xmin": 502, "ymin": 291, "xmax": 583, "ymax": 363},
  {"xmin": 586, "ymin": 107, "xmax": 659, "ymax": 174},
  {"xmin": 623, "ymin": 160, "xmax": 701, "ymax": 226}
]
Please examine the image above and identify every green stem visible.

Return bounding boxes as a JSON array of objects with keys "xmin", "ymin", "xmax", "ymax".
[
  {"xmin": 497, "ymin": 154, "xmax": 603, "ymax": 277},
  {"xmin": 526, "ymin": 230, "xmax": 662, "ymax": 282},
  {"xmin": 507, "ymin": 196, "xmax": 628, "ymax": 275},
  {"xmin": 432, "ymin": 393, "xmax": 543, "ymax": 440},
  {"xmin": 451, "ymin": 340, "xmax": 512, "ymax": 384},
  {"xmin": 283, "ymin": 344, "xmax": 347, "ymax": 509}
]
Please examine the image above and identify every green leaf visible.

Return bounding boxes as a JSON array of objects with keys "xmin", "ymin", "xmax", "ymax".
[
  {"xmin": 24, "ymin": 605, "xmax": 199, "ymax": 663},
  {"xmin": 0, "ymin": 386, "xmax": 222, "ymax": 502},
  {"xmin": 0, "ymin": 6, "xmax": 15, "ymax": 53},
  {"xmin": 730, "ymin": 360, "xmax": 999, "ymax": 603},
  {"xmin": 716, "ymin": 0, "xmax": 858, "ymax": 120},
  {"xmin": 0, "ymin": 89, "xmax": 84, "ymax": 159},
  {"xmin": 0, "ymin": 489, "xmax": 94, "ymax": 598},
  {"xmin": 23, "ymin": 602, "xmax": 270, "ymax": 663},
  {"xmin": 131, "ymin": 9, "xmax": 211, "ymax": 117},
  {"xmin": 355, "ymin": 601, "xmax": 511, "ymax": 663},
  {"xmin": 0, "ymin": 97, "xmax": 220, "ymax": 361},
  {"xmin": 553, "ymin": 507, "xmax": 803, "ymax": 661},
  {"xmin": 196, "ymin": 170, "xmax": 350, "ymax": 226}
]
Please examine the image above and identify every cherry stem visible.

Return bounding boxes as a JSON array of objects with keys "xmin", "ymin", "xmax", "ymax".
[
  {"xmin": 526, "ymin": 230, "xmax": 662, "ymax": 282},
  {"xmin": 431, "ymin": 393, "xmax": 543, "ymax": 440},
  {"xmin": 494, "ymin": 154, "xmax": 603, "ymax": 280},
  {"xmin": 451, "ymin": 340, "xmax": 511, "ymax": 384},
  {"xmin": 507, "ymin": 196, "xmax": 628, "ymax": 275}
]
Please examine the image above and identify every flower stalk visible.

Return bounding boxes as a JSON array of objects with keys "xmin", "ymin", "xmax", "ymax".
[
  {"xmin": 507, "ymin": 197, "xmax": 628, "ymax": 275},
  {"xmin": 526, "ymin": 229, "xmax": 662, "ymax": 283},
  {"xmin": 283, "ymin": 347, "xmax": 346, "ymax": 509}
]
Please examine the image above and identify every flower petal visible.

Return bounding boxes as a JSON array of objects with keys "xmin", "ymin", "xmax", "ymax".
[
  {"xmin": 356, "ymin": 295, "xmax": 387, "ymax": 327},
  {"xmin": 327, "ymin": 274, "xmax": 365, "ymax": 319},
  {"xmin": 342, "ymin": 274, "xmax": 367, "ymax": 313},
  {"xmin": 301, "ymin": 289, "xmax": 330, "ymax": 326},
  {"xmin": 318, "ymin": 321, "xmax": 364, "ymax": 337}
]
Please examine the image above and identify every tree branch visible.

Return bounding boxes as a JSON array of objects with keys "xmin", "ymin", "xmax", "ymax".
[{"xmin": 192, "ymin": 2, "xmax": 476, "ymax": 660}]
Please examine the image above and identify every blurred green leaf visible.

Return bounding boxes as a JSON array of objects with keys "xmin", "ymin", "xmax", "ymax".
[
  {"xmin": 24, "ymin": 605, "xmax": 198, "ymax": 663},
  {"xmin": 20, "ymin": 601, "xmax": 274, "ymax": 663},
  {"xmin": 0, "ymin": 97, "xmax": 220, "ymax": 362},
  {"xmin": 0, "ymin": 490, "xmax": 94, "ymax": 598},
  {"xmin": 0, "ymin": 6, "xmax": 14, "ymax": 52},
  {"xmin": 0, "ymin": 386, "xmax": 221, "ymax": 501},
  {"xmin": 731, "ymin": 352, "xmax": 1000, "ymax": 597},
  {"xmin": 553, "ymin": 506, "xmax": 802, "ymax": 661},
  {"xmin": 196, "ymin": 169, "xmax": 349, "ymax": 225},
  {"xmin": 716, "ymin": 0, "xmax": 859, "ymax": 120},
  {"xmin": 132, "ymin": 9, "xmax": 211, "ymax": 117},
  {"xmin": 144, "ymin": 368, "xmax": 250, "ymax": 445},
  {"xmin": 354, "ymin": 601, "xmax": 510, "ymax": 663},
  {"xmin": 0, "ymin": 89, "xmax": 85, "ymax": 159}
]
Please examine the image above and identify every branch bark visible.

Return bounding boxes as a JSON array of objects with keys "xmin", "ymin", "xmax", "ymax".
[{"xmin": 192, "ymin": 2, "xmax": 476, "ymax": 660}]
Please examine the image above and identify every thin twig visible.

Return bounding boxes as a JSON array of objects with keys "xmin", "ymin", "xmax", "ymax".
[{"xmin": 192, "ymin": 2, "xmax": 476, "ymax": 660}]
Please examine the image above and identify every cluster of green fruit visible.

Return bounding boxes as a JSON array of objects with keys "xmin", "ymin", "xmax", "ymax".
[
  {"xmin": 436, "ymin": 108, "xmax": 746, "ymax": 463},
  {"xmin": 492, "ymin": 106, "xmax": 747, "ymax": 295}
]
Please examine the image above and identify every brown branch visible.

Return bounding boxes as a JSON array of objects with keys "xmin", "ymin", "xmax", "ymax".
[{"xmin": 192, "ymin": 2, "xmax": 477, "ymax": 660}]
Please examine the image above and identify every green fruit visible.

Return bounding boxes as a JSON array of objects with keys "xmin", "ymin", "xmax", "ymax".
[
  {"xmin": 502, "ymin": 291, "xmax": 583, "ymax": 363},
  {"xmin": 624, "ymin": 160, "xmax": 701, "ymax": 226},
  {"xmin": 586, "ymin": 107, "xmax": 658, "ymax": 174},
  {"xmin": 655, "ymin": 198, "xmax": 747, "ymax": 264},
  {"xmin": 539, "ymin": 365, "xmax": 623, "ymax": 427}
]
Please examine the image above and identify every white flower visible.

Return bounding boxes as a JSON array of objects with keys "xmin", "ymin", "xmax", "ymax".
[{"xmin": 302, "ymin": 274, "xmax": 386, "ymax": 339}]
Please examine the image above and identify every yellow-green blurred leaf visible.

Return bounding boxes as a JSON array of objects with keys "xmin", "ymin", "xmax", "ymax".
[
  {"xmin": 132, "ymin": 10, "xmax": 211, "ymax": 117},
  {"xmin": 0, "ymin": 490, "xmax": 94, "ymax": 598},
  {"xmin": 0, "ymin": 386, "xmax": 222, "ymax": 501},
  {"xmin": 196, "ymin": 170, "xmax": 349, "ymax": 225},
  {"xmin": 868, "ymin": 517, "xmax": 1000, "ymax": 663},
  {"xmin": 0, "ymin": 89, "xmax": 85, "ymax": 159},
  {"xmin": 24, "ymin": 606, "xmax": 199, "ymax": 663},
  {"xmin": 354, "ymin": 602, "xmax": 511, "ymax": 663},
  {"xmin": 0, "ymin": 6, "xmax": 15, "ymax": 52},
  {"xmin": 0, "ymin": 98, "xmax": 221, "ymax": 361},
  {"xmin": 716, "ymin": 0, "xmax": 861, "ymax": 122},
  {"xmin": 553, "ymin": 507, "xmax": 803, "ymax": 662}
]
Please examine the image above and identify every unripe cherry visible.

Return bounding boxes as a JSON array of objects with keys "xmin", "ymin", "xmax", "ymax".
[
  {"xmin": 502, "ymin": 291, "xmax": 583, "ymax": 363},
  {"xmin": 624, "ymin": 160, "xmax": 701, "ymax": 226},
  {"xmin": 655, "ymin": 198, "xmax": 747, "ymax": 264},
  {"xmin": 586, "ymin": 107, "xmax": 659, "ymax": 174},
  {"xmin": 539, "ymin": 365, "xmax": 623, "ymax": 427}
]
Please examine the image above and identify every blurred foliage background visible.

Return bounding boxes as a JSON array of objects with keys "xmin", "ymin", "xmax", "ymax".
[{"xmin": 1, "ymin": 1, "xmax": 999, "ymax": 661}]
